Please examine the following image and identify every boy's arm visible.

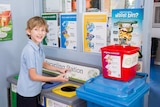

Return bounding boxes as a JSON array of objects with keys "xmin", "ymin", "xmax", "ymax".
[{"xmin": 43, "ymin": 61, "xmax": 68, "ymax": 73}]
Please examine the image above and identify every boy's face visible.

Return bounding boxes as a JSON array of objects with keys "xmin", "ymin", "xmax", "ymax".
[{"xmin": 26, "ymin": 26, "xmax": 47, "ymax": 45}]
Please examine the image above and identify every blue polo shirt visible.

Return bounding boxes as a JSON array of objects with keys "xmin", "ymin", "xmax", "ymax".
[{"xmin": 17, "ymin": 40, "xmax": 45, "ymax": 97}]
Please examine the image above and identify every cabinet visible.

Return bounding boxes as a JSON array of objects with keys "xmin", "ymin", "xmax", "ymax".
[
  {"xmin": 39, "ymin": 0, "xmax": 152, "ymax": 74},
  {"xmin": 37, "ymin": 1, "xmax": 153, "ymax": 107}
]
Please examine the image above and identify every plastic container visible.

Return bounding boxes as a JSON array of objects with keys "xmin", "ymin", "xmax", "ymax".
[
  {"xmin": 41, "ymin": 81, "xmax": 86, "ymax": 107},
  {"xmin": 101, "ymin": 45, "xmax": 139, "ymax": 81},
  {"xmin": 7, "ymin": 74, "xmax": 62, "ymax": 107},
  {"xmin": 7, "ymin": 74, "xmax": 19, "ymax": 107},
  {"xmin": 40, "ymin": 82, "xmax": 62, "ymax": 107},
  {"xmin": 76, "ymin": 75, "xmax": 149, "ymax": 107},
  {"xmin": 135, "ymin": 72, "xmax": 148, "ymax": 81},
  {"xmin": 42, "ymin": 82, "xmax": 62, "ymax": 89}
]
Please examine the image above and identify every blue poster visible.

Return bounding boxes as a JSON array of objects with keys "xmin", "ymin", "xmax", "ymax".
[{"xmin": 60, "ymin": 13, "xmax": 77, "ymax": 50}]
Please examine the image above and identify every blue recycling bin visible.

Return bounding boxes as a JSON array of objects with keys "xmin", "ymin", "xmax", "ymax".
[
  {"xmin": 76, "ymin": 74, "xmax": 149, "ymax": 107},
  {"xmin": 42, "ymin": 82, "xmax": 62, "ymax": 89},
  {"xmin": 40, "ymin": 82, "xmax": 62, "ymax": 107}
]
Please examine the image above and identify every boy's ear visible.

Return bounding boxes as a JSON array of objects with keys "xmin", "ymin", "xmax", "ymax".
[{"xmin": 26, "ymin": 29, "xmax": 30, "ymax": 35}]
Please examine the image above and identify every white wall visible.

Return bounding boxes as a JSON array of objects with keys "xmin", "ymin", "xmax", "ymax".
[{"xmin": 0, "ymin": 0, "xmax": 35, "ymax": 107}]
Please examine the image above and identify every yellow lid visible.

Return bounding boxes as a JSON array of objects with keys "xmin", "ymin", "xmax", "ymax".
[{"xmin": 52, "ymin": 83, "xmax": 79, "ymax": 98}]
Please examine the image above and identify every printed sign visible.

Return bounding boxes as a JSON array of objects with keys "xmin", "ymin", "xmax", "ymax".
[
  {"xmin": 60, "ymin": 13, "xmax": 77, "ymax": 50},
  {"xmin": 111, "ymin": 8, "xmax": 144, "ymax": 47},
  {"xmin": 43, "ymin": 58, "xmax": 100, "ymax": 82},
  {"xmin": 83, "ymin": 12, "xmax": 107, "ymax": 53},
  {"xmin": 42, "ymin": 13, "xmax": 59, "ymax": 47},
  {"xmin": 0, "ymin": 4, "xmax": 12, "ymax": 41}
]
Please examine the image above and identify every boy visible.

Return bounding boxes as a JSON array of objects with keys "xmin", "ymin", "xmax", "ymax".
[{"xmin": 17, "ymin": 16, "xmax": 69, "ymax": 107}]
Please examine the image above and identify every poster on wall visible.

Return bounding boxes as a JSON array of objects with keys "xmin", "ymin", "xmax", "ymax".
[
  {"xmin": 42, "ymin": 13, "xmax": 59, "ymax": 47},
  {"xmin": 60, "ymin": 13, "xmax": 77, "ymax": 50},
  {"xmin": 110, "ymin": 8, "xmax": 144, "ymax": 47},
  {"xmin": 0, "ymin": 4, "xmax": 12, "ymax": 41},
  {"xmin": 83, "ymin": 12, "xmax": 107, "ymax": 53}
]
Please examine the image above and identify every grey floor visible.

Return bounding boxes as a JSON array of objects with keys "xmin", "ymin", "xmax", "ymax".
[{"xmin": 148, "ymin": 64, "xmax": 160, "ymax": 107}]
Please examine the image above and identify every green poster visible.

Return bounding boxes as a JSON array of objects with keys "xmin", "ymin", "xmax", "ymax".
[
  {"xmin": 0, "ymin": 4, "xmax": 12, "ymax": 41},
  {"xmin": 42, "ymin": 13, "xmax": 59, "ymax": 47}
]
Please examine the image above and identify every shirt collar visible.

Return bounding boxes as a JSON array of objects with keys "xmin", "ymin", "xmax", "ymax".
[{"xmin": 28, "ymin": 39, "xmax": 43, "ymax": 51}]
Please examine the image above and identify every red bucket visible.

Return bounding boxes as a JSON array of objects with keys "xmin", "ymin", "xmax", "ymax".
[{"xmin": 101, "ymin": 45, "xmax": 140, "ymax": 82}]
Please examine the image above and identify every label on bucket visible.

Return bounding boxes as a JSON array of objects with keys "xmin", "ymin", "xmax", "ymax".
[
  {"xmin": 122, "ymin": 52, "xmax": 138, "ymax": 68},
  {"xmin": 104, "ymin": 53, "xmax": 121, "ymax": 78}
]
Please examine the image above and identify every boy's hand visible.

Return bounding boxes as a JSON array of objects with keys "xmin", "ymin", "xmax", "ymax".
[
  {"xmin": 56, "ymin": 73, "xmax": 69, "ymax": 82},
  {"xmin": 59, "ymin": 68, "xmax": 70, "ymax": 74}
]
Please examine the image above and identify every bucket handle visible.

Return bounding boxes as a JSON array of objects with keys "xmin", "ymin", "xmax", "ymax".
[{"xmin": 138, "ymin": 50, "xmax": 142, "ymax": 58}]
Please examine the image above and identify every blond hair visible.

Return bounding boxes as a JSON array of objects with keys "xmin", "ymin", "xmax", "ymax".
[{"xmin": 26, "ymin": 16, "xmax": 49, "ymax": 39}]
